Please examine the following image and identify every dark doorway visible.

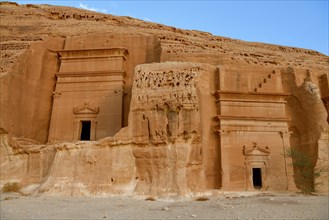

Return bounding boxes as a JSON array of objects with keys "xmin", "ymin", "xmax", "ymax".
[
  {"xmin": 80, "ymin": 121, "xmax": 91, "ymax": 140},
  {"xmin": 252, "ymin": 168, "xmax": 262, "ymax": 189}
]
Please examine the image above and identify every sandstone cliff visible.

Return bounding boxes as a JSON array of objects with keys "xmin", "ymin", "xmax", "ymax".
[{"xmin": 1, "ymin": 2, "xmax": 328, "ymax": 195}]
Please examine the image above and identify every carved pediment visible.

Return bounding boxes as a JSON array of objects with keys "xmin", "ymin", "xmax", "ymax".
[
  {"xmin": 243, "ymin": 143, "xmax": 270, "ymax": 156},
  {"xmin": 73, "ymin": 102, "xmax": 99, "ymax": 115}
]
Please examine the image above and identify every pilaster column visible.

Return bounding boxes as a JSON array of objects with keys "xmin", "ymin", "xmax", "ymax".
[{"xmin": 48, "ymin": 91, "xmax": 61, "ymax": 143}]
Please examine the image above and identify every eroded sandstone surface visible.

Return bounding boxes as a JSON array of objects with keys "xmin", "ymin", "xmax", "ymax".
[{"xmin": 0, "ymin": 2, "xmax": 328, "ymax": 196}]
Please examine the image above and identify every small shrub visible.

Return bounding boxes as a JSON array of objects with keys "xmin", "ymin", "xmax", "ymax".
[
  {"xmin": 284, "ymin": 149, "xmax": 321, "ymax": 194},
  {"xmin": 2, "ymin": 182, "xmax": 20, "ymax": 193}
]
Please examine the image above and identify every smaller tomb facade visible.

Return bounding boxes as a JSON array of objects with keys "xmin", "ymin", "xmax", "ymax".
[{"xmin": 48, "ymin": 48, "xmax": 128, "ymax": 143}]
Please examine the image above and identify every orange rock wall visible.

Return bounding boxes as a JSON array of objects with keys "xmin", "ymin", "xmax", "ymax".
[
  {"xmin": 63, "ymin": 34, "xmax": 161, "ymax": 128},
  {"xmin": 0, "ymin": 38, "xmax": 65, "ymax": 143},
  {"xmin": 129, "ymin": 62, "xmax": 216, "ymax": 195},
  {"xmin": 1, "ymin": 2, "xmax": 328, "ymax": 195},
  {"xmin": 1, "ymin": 62, "xmax": 218, "ymax": 196},
  {"xmin": 0, "ymin": 34, "xmax": 161, "ymax": 144},
  {"xmin": 282, "ymin": 68, "xmax": 329, "ymax": 193}
]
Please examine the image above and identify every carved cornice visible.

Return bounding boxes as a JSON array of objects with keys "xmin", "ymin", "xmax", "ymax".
[
  {"xmin": 57, "ymin": 48, "xmax": 128, "ymax": 60},
  {"xmin": 214, "ymin": 115, "xmax": 290, "ymax": 122},
  {"xmin": 214, "ymin": 90, "xmax": 290, "ymax": 99},
  {"xmin": 56, "ymin": 70, "xmax": 126, "ymax": 78}
]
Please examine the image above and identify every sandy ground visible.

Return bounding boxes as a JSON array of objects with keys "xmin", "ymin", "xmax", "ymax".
[{"xmin": 1, "ymin": 192, "xmax": 328, "ymax": 220}]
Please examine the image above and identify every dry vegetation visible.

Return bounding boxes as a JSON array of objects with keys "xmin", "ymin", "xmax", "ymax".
[{"xmin": 1, "ymin": 182, "xmax": 20, "ymax": 193}]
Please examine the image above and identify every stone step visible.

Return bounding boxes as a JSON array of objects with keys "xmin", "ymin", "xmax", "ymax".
[{"xmin": 253, "ymin": 70, "xmax": 278, "ymax": 92}]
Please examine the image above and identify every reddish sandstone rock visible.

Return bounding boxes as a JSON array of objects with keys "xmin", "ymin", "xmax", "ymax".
[{"xmin": 0, "ymin": 2, "xmax": 328, "ymax": 195}]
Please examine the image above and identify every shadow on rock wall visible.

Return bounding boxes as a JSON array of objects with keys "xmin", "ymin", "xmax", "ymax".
[{"xmin": 282, "ymin": 67, "xmax": 329, "ymax": 193}]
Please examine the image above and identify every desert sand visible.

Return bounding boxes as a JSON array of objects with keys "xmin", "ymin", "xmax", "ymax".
[{"xmin": 1, "ymin": 192, "xmax": 328, "ymax": 220}]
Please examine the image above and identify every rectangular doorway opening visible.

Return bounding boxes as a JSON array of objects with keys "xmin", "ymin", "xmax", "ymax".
[
  {"xmin": 252, "ymin": 168, "xmax": 262, "ymax": 189},
  {"xmin": 80, "ymin": 121, "xmax": 91, "ymax": 141}
]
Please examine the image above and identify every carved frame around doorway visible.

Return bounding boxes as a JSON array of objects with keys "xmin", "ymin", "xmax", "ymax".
[
  {"xmin": 73, "ymin": 102, "xmax": 99, "ymax": 141},
  {"xmin": 243, "ymin": 143, "xmax": 270, "ymax": 191}
]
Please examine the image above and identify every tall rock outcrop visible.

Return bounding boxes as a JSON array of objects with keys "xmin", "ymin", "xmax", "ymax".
[
  {"xmin": 130, "ymin": 63, "xmax": 214, "ymax": 195},
  {"xmin": 282, "ymin": 69, "xmax": 329, "ymax": 193}
]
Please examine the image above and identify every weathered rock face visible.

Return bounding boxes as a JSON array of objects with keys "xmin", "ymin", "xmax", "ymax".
[
  {"xmin": 0, "ymin": 131, "xmax": 137, "ymax": 196},
  {"xmin": 0, "ymin": 38, "xmax": 65, "ymax": 143},
  {"xmin": 282, "ymin": 69, "xmax": 329, "ymax": 193},
  {"xmin": 1, "ymin": 2, "xmax": 328, "ymax": 195},
  {"xmin": 1, "ymin": 62, "xmax": 214, "ymax": 196},
  {"xmin": 130, "ymin": 63, "xmax": 213, "ymax": 195},
  {"xmin": 0, "ymin": 33, "xmax": 161, "ymax": 144}
]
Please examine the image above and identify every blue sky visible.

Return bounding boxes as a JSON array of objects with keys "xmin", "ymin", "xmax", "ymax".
[{"xmin": 10, "ymin": 1, "xmax": 329, "ymax": 55}]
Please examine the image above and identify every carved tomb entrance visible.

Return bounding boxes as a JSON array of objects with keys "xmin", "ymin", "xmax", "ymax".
[
  {"xmin": 243, "ymin": 144, "xmax": 270, "ymax": 191},
  {"xmin": 80, "ymin": 121, "xmax": 91, "ymax": 140},
  {"xmin": 252, "ymin": 168, "xmax": 262, "ymax": 189}
]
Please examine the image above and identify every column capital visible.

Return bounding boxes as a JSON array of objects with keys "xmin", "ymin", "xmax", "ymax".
[{"xmin": 52, "ymin": 91, "xmax": 62, "ymax": 98}]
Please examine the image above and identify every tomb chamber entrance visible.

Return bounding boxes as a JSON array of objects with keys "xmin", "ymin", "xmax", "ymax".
[{"xmin": 252, "ymin": 168, "xmax": 262, "ymax": 189}]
